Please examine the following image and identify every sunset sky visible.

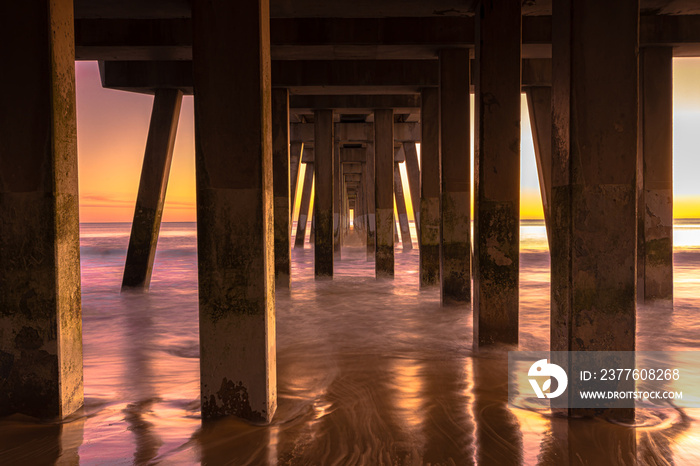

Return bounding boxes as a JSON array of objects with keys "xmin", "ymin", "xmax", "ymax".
[{"xmin": 75, "ymin": 58, "xmax": 700, "ymax": 223}]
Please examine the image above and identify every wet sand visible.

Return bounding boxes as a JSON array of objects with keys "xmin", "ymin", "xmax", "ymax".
[{"xmin": 0, "ymin": 223, "xmax": 699, "ymax": 465}]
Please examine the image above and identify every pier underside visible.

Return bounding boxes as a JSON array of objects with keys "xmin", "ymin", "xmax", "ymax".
[{"xmin": 0, "ymin": 0, "xmax": 686, "ymax": 435}]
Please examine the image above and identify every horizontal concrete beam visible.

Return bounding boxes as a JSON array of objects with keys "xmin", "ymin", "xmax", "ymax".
[
  {"xmin": 345, "ymin": 174, "xmax": 362, "ymax": 182},
  {"xmin": 99, "ymin": 59, "xmax": 556, "ymax": 95},
  {"xmin": 267, "ymin": 1, "xmax": 477, "ymax": 18},
  {"xmin": 304, "ymin": 147, "xmax": 360, "ymax": 163},
  {"xmin": 342, "ymin": 163, "xmax": 364, "ymax": 174},
  {"xmin": 303, "ymin": 147, "xmax": 406, "ymax": 164},
  {"xmin": 274, "ymin": 59, "xmax": 439, "ymax": 89},
  {"xmin": 289, "ymin": 94, "xmax": 420, "ymax": 114},
  {"xmin": 74, "ymin": 1, "xmax": 700, "ymax": 20},
  {"xmin": 75, "ymin": 16, "xmax": 700, "ymax": 60},
  {"xmin": 98, "ymin": 60, "xmax": 437, "ymax": 95},
  {"xmin": 290, "ymin": 122, "xmax": 420, "ymax": 143}
]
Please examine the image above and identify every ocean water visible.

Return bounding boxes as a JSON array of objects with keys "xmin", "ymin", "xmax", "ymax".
[{"xmin": 0, "ymin": 220, "xmax": 699, "ymax": 464}]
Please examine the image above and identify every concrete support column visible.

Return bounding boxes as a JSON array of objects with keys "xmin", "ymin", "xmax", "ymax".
[
  {"xmin": 403, "ymin": 142, "xmax": 422, "ymax": 240},
  {"xmin": 290, "ymin": 142, "xmax": 303, "ymax": 213},
  {"xmin": 375, "ymin": 109, "xmax": 395, "ymax": 277},
  {"xmin": 294, "ymin": 159, "xmax": 314, "ymax": 248},
  {"xmin": 310, "ymin": 214, "xmax": 315, "ymax": 243},
  {"xmin": 354, "ymin": 184, "xmax": 361, "ymax": 233},
  {"xmin": 394, "ymin": 214, "xmax": 401, "ymax": 243},
  {"xmin": 420, "ymin": 88, "xmax": 441, "ymax": 286},
  {"xmin": 358, "ymin": 174, "xmax": 367, "ymax": 237},
  {"xmin": 193, "ymin": 0, "xmax": 276, "ymax": 422},
  {"xmin": 474, "ymin": 0, "xmax": 521, "ymax": 345},
  {"xmin": 314, "ymin": 109, "xmax": 334, "ymax": 277},
  {"xmin": 551, "ymin": 0, "xmax": 638, "ymax": 356},
  {"xmin": 439, "ymin": 49, "xmax": 471, "ymax": 304},
  {"xmin": 394, "ymin": 162, "xmax": 413, "ymax": 250},
  {"xmin": 272, "ymin": 88, "xmax": 291, "ymax": 288},
  {"xmin": 359, "ymin": 184, "xmax": 365, "ymax": 235},
  {"xmin": 366, "ymin": 144, "xmax": 377, "ymax": 260},
  {"xmin": 0, "ymin": 0, "xmax": 83, "ymax": 418},
  {"xmin": 333, "ymin": 141, "xmax": 342, "ymax": 257},
  {"xmin": 639, "ymin": 47, "xmax": 673, "ymax": 302},
  {"xmin": 525, "ymin": 87, "xmax": 553, "ymax": 243},
  {"xmin": 123, "ymin": 89, "xmax": 183, "ymax": 290},
  {"xmin": 342, "ymin": 172, "xmax": 349, "ymax": 239}
]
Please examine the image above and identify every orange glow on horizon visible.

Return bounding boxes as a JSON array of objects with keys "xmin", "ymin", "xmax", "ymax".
[{"xmin": 77, "ymin": 59, "xmax": 700, "ymax": 224}]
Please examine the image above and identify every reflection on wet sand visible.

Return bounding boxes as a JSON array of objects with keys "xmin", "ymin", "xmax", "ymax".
[
  {"xmin": 122, "ymin": 292, "xmax": 163, "ymax": 465},
  {"xmin": 1, "ymin": 222, "xmax": 700, "ymax": 464},
  {"xmin": 0, "ymin": 413, "xmax": 84, "ymax": 464},
  {"xmin": 473, "ymin": 350, "xmax": 522, "ymax": 465}
]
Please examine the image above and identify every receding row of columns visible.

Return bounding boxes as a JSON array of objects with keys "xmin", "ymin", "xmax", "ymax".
[
  {"xmin": 288, "ymin": 145, "xmax": 418, "ymax": 251},
  {"xmin": 0, "ymin": 0, "xmax": 676, "ymax": 424}
]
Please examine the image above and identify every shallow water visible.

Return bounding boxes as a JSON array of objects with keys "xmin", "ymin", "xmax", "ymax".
[{"xmin": 0, "ymin": 220, "xmax": 699, "ymax": 465}]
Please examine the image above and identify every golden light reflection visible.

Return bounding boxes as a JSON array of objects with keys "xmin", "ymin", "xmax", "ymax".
[
  {"xmin": 510, "ymin": 408, "xmax": 551, "ymax": 465},
  {"xmin": 390, "ymin": 358, "xmax": 425, "ymax": 433}
]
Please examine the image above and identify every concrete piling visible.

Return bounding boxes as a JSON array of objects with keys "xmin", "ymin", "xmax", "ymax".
[
  {"xmin": 0, "ymin": 0, "xmax": 83, "ymax": 418},
  {"xmin": 333, "ymin": 141, "xmax": 342, "ymax": 258},
  {"xmin": 551, "ymin": 0, "xmax": 638, "ymax": 358},
  {"xmin": 193, "ymin": 0, "xmax": 276, "ymax": 422},
  {"xmin": 403, "ymin": 142, "xmax": 422, "ymax": 241},
  {"xmin": 290, "ymin": 143, "xmax": 303, "ymax": 221},
  {"xmin": 272, "ymin": 88, "xmax": 291, "ymax": 288},
  {"xmin": 473, "ymin": 0, "xmax": 521, "ymax": 345},
  {"xmin": 439, "ymin": 49, "xmax": 472, "ymax": 304},
  {"xmin": 419, "ymin": 88, "xmax": 441, "ymax": 287},
  {"xmin": 314, "ymin": 109, "xmax": 334, "ymax": 277},
  {"xmin": 365, "ymin": 144, "xmax": 377, "ymax": 260},
  {"xmin": 374, "ymin": 109, "xmax": 395, "ymax": 277},
  {"xmin": 394, "ymin": 162, "xmax": 413, "ymax": 250},
  {"xmin": 122, "ymin": 89, "xmax": 183, "ymax": 290},
  {"xmin": 639, "ymin": 47, "xmax": 673, "ymax": 302}
]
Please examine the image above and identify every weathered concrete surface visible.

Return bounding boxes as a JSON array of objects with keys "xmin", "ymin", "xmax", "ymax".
[
  {"xmin": 551, "ymin": 0, "xmax": 638, "ymax": 359},
  {"xmin": 314, "ymin": 109, "xmax": 334, "ymax": 277},
  {"xmin": 310, "ymin": 214, "xmax": 315, "ymax": 243},
  {"xmin": 639, "ymin": 47, "xmax": 673, "ymax": 302},
  {"xmin": 525, "ymin": 86, "xmax": 553, "ymax": 243},
  {"xmin": 290, "ymin": 142, "xmax": 303, "ymax": 215},
  {"xmin": 394, "ymin": 162, "xmax": 413, "ymax": 250},
  {"xmin": 355, "ymin": 180, "xmax": 366, "ymax": 236},
  {"xmin": 375, "ymin": 109, "xmax": 395, "ymax": 277},
  {"xmin": 123, "ymin": 89, "xmax": 183, "ymax": 290},
  {"xmin": 403, "ymin": 142, "xmax": 421, "ymax": 240},
  {"xmin": 365, "ymin": 144, "xmax": 377, "ymax": 260},
  {"xmin": 354, "ymin": 177, "xmax": 363, "ymax": 232},
  {"xmin": 473, "ymin": 0, "xmax": 521, "ymax": 345},
  {"xmin": 340, "ymin": 174, "xmax": 347, "ymax": 243},
  {"xmin": 193, "ymin": 0, "xmax": 276, "ymax": 422},
  {"xmin": 333, "ymin": 141, "xmax": 341, "ymax": 258},
  {"xmin": 0, "ymin": 0, "xmax": 83, "ymax": 419},
  {"xmin": 419, "ymin": 87, "xmax": 441, "ymax": 287},
  {"xmin": 272, "ymin": 88, "xmax": 291, "ymax": 288},
  {"xmin": 439, "ymin": 49, "xmax": 471, "ymax": 304}
]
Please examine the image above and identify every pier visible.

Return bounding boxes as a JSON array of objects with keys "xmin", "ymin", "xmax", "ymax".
[{"xmin": 0, "ymin": 0, "xmax": 687, "ymax": 436}]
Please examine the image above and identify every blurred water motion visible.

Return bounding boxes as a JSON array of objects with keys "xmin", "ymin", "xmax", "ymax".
[{"xmin": 0, "ymin": 220, "xmax": 699, "ymax": 465}]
